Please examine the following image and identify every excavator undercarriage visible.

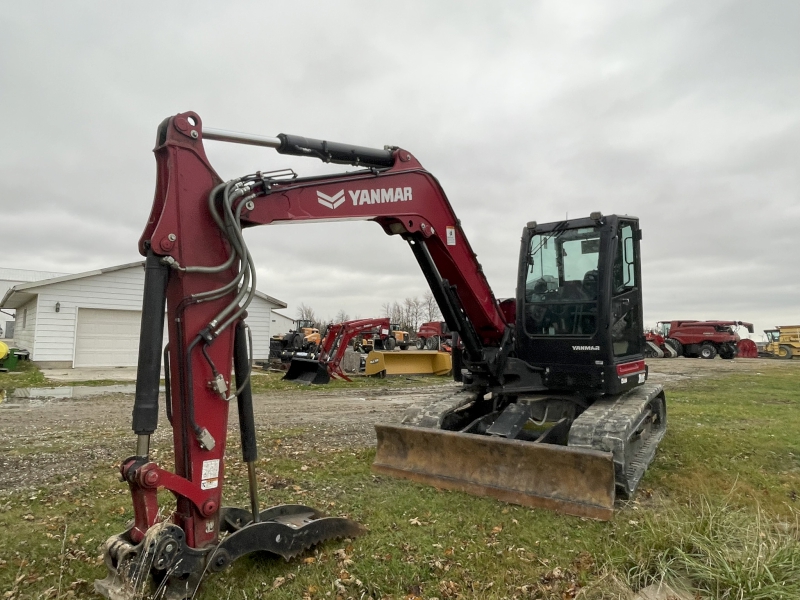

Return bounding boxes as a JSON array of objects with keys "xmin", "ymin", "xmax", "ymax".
[{"xmin": 374, "ymin": 381, "xmax": 666, "ymax": 520}]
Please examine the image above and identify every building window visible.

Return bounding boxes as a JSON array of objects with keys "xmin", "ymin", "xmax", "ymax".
[{"xmin": 22, "ymin": 308, "xmax": 27, "ymax": 329}]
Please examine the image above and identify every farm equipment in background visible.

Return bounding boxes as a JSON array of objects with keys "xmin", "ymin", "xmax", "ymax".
[
  {"xmin": 762, "ymin": 325, "xmax": 800, "ymax": 359},
  {"xmin": 356, "ymin": 322, "xmax": 410, "ymax": 351},
  {"xmin": 364, "ymin": 348, "xmax": 452, "ymax": 377},
  {"xmin": 644, "ymin": 330, "xmax": 678, "ymax": 358},
  {"xmin": 284, "ymin": 317, "xmax": 395, "ymax": 384},
  {"xmin": 97, "ymin": 112, "xmax": 667, "ymax": 598},
  {"xmin": 285, "ymin": 318, "xmax": 447, "ymax": 383},
  {"xmin": 644, "ymin": 320, "xmax": 754, "ymax": 359},
  {"xmin": 415, "ymin": 320, "xmax": 452, "ymax": 350},
  {"xmin": 736, "ymin": 338, "xmax": 759, "ymax": 358},
  {"xmin": 269, "ymin": 318, "xmax": 321, "ymax": 359}
]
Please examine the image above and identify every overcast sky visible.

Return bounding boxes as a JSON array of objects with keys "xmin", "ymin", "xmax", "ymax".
[{"xmin": 1, "ymin": 1, "xmax": 797, "ymax": 339}]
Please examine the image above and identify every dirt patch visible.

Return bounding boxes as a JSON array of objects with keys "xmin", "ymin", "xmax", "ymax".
[
  {"xmin": 1, "ymin": 359, "xmax": 796, "ymax": 493},
  {"xmin": 645, "ymin": 356, "xmax": 792, "ymax": 385}
]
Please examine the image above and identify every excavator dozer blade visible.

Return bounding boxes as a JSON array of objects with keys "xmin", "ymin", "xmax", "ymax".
[
  {"xmin": 283, "ymin": 358, "xmax": 331, "ymax": 385},
  {"xmin": 372, "ymin": 424, "xmax": 616, "ymax": 520},
  {"xmin": 365, "ymin": 350, "xmax": 452, "ymax": 377}
]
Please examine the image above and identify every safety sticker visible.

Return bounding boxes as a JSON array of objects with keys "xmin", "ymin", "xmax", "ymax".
[
  {"xmin": 201, "ymin": 459, "xmax": 220, "ymax": 490},
  {"xmin": 446, "ymin": 226, "xmax": 456, "ymax": 246}
]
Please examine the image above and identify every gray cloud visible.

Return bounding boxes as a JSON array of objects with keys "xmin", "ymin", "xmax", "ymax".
[{"xmin": 1, "ymin": 0, "xmax": 797, "ymax": 337}]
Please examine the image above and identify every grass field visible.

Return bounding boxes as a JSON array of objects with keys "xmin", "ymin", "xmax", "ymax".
[{"xmin": 1, "ymin": 365, "xmax": 798, "ymax": 599}]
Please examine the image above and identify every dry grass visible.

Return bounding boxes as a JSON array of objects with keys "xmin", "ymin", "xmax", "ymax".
[{"xmin": 1, "ymin": 365, "xmax": 799, "ymax": 599}]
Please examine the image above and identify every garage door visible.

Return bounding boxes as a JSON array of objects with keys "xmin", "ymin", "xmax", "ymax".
[{"xmin": 74, "ymin": 308, "xmax": 142, "ymax": 367}]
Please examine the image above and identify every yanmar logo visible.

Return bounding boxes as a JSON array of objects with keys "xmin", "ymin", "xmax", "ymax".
[
  {"xmin": 317, "ymin": 187, "xmax": 413, "ymax": 210},
  {"xmin": 317, "ymin": 190, "xmax": 346, "ymax": 209},
  {"xmin": 572, "ymin": 345, "xmax": 600, "ymax": 351}
]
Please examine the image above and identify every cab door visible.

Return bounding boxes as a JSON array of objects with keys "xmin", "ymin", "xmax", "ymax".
[{"xmin": 609, "ymin": 220, "xmax": 644, "ymax": 361}]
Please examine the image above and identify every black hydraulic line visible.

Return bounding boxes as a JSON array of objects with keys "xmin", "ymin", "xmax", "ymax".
[
  {"xmin": 173, "ymin": 298, "xmax": 196, "ymax": 478},
  {"xmin": 201, "ymin": 344, "xmax": 220, "ymax": 378},
  {"xmin": 451, "ymin": 332, "xmax": 463, "ymax": 383},
  {"xmin": 184, "ymin": 335, "xmax": 205, "ymax": 440},
  {"xmin": 407, "ymin": 237, "xmax": 483, "ymax": 361},
  {"xmin": 132, "ymin": 249, "xmax": 169, "ymax": 436},
  {"xmin": 234, "ymin": 320, "xmax": 260, "ymax": 522},
  {"xmin": 163, "ymin": 344, "xmax": 172, "ymax": 425},
  {"xmin": 233, "ymin": 321, "xmax": 258, "ymax": 464},
  {"xmin": 277, "ymin": 133, "xmax": 394, "ymax": 169}
]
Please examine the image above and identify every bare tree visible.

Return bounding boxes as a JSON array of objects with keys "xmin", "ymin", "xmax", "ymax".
[
  {"xmin": 384, "ymin": 301, "xmax": 404, "ymax": 328},
  {"xmin": 403, "ymin": 297, "xmax": 423, "ymax": 332},
  {"xmin": 422, "ymin": 290, "xmax": 441, "ymax": 323},
  {"xmin": 334, "ymin": 309, "xmax": 350, "ymax": 324},
  {"xmin": 296, "ymin": 303, "xmax": 318, "ymax": 327}
]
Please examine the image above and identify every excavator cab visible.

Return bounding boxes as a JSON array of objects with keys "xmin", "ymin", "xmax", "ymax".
[
  {"xmin": 375, "ymin": 214, "xmax": 664, "ymax": 520},
  {"xmin": 517, "ymin": 214, "xmax": 645, "ymax": 396}
]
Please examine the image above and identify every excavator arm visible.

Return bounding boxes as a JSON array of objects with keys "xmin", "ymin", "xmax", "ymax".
[
  {"xmin": 142, "ymin": 113, "xmax": 508, "ymax": 364},
  {"xmin": 97, "ymin": 111, "xmax": 511, "ymax": 598}
]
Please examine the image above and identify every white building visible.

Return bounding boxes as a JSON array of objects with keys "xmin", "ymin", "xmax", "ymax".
[
  {"xmin": 270, "ymin": 311, "xmax": 296, "ymax": 337},
  {"xmin": 1, "ymin": 267, "xmax": 68, "ymax": 339},
  {"xmin": 0, "ymin": 262, "xmax": 287, "ymax": 368}
]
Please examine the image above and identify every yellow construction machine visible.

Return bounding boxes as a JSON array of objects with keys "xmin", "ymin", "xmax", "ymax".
[
  {"xmin": 763, "ymin": 325, "xmax": 800, "ymax": 358},
  {"xmin": 270, "ymin": 318, "xmax": 321, "ymax": 358}
]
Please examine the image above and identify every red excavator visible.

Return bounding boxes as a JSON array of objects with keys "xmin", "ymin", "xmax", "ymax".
[{"xmin": 96, "ymin": 112, "xmax": 667, "ymax": 598}]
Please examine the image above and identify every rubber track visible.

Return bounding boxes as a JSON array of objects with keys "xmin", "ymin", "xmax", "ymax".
[{"xmin": 567, "ymin": 383, "xmax": 666, "ymax": 497}]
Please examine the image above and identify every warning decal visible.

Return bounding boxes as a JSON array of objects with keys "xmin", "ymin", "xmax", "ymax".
[
  {"xmin": 446, "ymin": 226, "xmax": 456, "ymax": 246},
  {"xmin": 201, "ymin": 459, "xmax": 220, "ymax": 490}
]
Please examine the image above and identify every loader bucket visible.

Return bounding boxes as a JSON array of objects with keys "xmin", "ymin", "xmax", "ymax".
[
  {"xmin": 364, "ymin": 350, "xmax": 452, "ymax": 377},
  {"xmin": 283, "ymin": 358, "xmax": 331, "ymax": 385},
  {"xmin": 373, "ymin": 424, "xmax": 616, "ymax": 520}
]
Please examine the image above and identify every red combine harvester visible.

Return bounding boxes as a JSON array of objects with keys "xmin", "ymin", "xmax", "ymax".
[
  {"xmin": 415, "ymin": 320, "xmax": 452, "ymax": 350},
  {"xmin": 645, "ymin": 320, "xmax": 755, "ymax": 359}
]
